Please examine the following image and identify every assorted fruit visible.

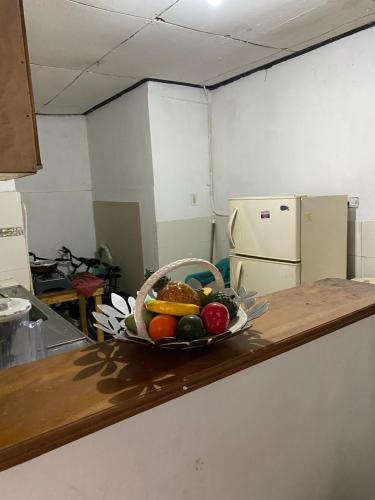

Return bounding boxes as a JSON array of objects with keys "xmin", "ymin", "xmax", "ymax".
[
  {"xmin": 128, "ymin": 274, "xmax": 239, "ymax": 342},
  {"xmin": 157, "ymin": 282, "xmax": 200, "ymax": 306},
  {"xmin": 176, "ymin": 315, "xmax": 206, "ymax": 341},
  {"xmin": 125, "ymin": 309, "xmax": 154, "ymax": 334},
  {"xmin": 146, "ymin": 299, "xmax": 200, "ymax": 317},
  {"xmin": 200, "ymin": 303, "xmax": 230, "ymax": 335},
  {"xmin": 205, "ymin": 292, "xmax": 239, "ymax": 320},
  {"xmin": 149, "ymin": 315, "xmax": 178, "ymax": 340}
]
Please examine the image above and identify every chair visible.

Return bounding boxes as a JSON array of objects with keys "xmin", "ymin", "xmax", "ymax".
[{"xmin": 185, "ymin": 257, "xmax": 230, "ymax": 288}]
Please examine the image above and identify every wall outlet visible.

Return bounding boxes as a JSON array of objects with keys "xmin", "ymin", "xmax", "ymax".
[
  {"xmin": 191, "ymin": 193, "xmax": 197, "ymax": 206},
  {"xmin": 348, "ymin": 197, "xmax": 359, "ymax": 208}
]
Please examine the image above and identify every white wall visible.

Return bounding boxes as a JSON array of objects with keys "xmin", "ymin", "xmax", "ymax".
[
  {"xmin": 87, "ymin": 82, "xmax": 214, "ymax": 284},
  {"xmin": 211, "ymin": 26, "xmax": 375, "ymax": 268},
  {"xmin": 148, "ymin": 82, "xmax": 213, "ymax": 276},
  {"xmin": 2, "ymin": 316, "xmax": 375, "ymax": 499},
  {"xmin": 87, "ymin": 22, "xmax": 375, "ymax": 277},
  {"xmin": 15, "ymin": 115, "xmax": 96, "ymax": 259},
  {"xmin": 211, "ymin": 27, "xmax": 375, "ymax": 219},
  {"xmin": 0, "ymin": 181, "xmax": 15, "ymax": 191},
  {"xmin": 148, "ymin": 82, "xmax": 211, "ymax": 223},
  {"xmin": 87, "ymin": 84, "xmax": 158, "ymax": 271}
]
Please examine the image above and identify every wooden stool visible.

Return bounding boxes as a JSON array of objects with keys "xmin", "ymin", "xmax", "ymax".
[{"xmin": 37, "ymin": 287, "xmax": 105, "ymax": 342}]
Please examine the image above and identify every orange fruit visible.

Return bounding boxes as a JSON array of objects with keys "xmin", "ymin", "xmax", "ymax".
[{"xmin": 149, "ymin": 314, "xmax": 178, "ymax": 340}]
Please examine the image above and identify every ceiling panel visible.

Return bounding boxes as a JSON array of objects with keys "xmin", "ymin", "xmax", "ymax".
[
  {"xmin": 30, "ymin": 65, "xmax": 81, "ymax": 109},
  {"xmin": 24, "ymin": 0, "xmax": 147, "ymax": 70},
  {"xmin": 92, "ymin": 21, "xmax": 285, "ymax": 84},
  {"xmin": 163, "ymin": 0, "xmax": 375, "ymax": 49},
  {"xmin": 27, "ymin": 0, "xmax": 375, "ymax": 113},
  {"xmin": 72, "ymin": 0, "xmax": 176, "ymax": 18},
  {"xmin": 290, "ymin": 11, "xmax": 375, "ymax": 51},
  {"xmin": 202, "ymin": 51, "xmax": 289, "ymax": 86},
  {"xmin": 45, "ymin": 71, "xmax": 137, "ymax": 113},
  {"xmin": 38, "ymin": 103, "xmax": 89, "ymax": 115}
]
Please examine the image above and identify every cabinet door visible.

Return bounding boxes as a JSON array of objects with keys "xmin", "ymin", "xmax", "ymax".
[
  {"xmin": 0, "ymin": 0, "xmax": 41, "ymax": 179},
  {"xmin": 301, "ymin": 195, "xmax": 347, "ymax": 282}
]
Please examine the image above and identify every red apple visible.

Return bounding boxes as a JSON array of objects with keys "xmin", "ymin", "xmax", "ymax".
[{"xmin": 200, "ymin": 302, "xmax": 230, "ymax": 335}]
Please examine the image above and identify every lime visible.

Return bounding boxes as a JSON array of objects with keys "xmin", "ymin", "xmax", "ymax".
[
  {"xmin": 125, "ymin": 309, "xmax": 154, "ymax": 334},
  {"xmin": 177, "ymin": 315, "xmax": 206, "ymax": 341}
]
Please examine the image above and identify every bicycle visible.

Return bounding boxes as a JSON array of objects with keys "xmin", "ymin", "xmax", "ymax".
[{"xmin": 57, "ymin": 246, "xmax": 129, "ymax": 339}]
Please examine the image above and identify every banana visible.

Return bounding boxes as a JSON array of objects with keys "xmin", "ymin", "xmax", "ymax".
[{"xmin": 146, "ymin": 299, "xmax": 200, "ymax": 316}]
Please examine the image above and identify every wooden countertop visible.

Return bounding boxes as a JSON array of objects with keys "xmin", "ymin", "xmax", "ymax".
[{"xmin": 1, "ymin": 278, "xmax": 375, "ymax": 471}]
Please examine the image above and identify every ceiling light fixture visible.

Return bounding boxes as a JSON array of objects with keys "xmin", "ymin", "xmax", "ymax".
[{"xmin": 207, "ymin": 0, "xmax": 222, "ymax": 6}]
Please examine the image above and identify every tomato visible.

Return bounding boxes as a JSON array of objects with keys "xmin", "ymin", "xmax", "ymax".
[
  {"xmin": 200, "ymin": 302, "xmax": 230, "ymax": 335},
  {"xmin": 149, "ymin": 314, "xmax": 178, "ymax": 340}
]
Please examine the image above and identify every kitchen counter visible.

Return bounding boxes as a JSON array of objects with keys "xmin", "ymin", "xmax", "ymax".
[{"xmin": 1, "ymin": 278, "xmax": 375, "ymax": 472}]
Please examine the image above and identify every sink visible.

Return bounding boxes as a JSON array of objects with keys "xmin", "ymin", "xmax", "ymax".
[
  {"xmin": 29, "ymin": 304, "xmax": 48, "ymax": 322},
  {"xmin": 0, "ymin": 285, "xmax": 93, "ymax": 363}
]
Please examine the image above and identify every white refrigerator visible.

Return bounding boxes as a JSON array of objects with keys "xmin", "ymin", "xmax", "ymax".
[
  {"xmin": 228, "ymin": 195, "xmax": 348, "ymax": 296},
  {"xmin": 0, "ymin": 191, "xmax": 31, "ymax": 290}
]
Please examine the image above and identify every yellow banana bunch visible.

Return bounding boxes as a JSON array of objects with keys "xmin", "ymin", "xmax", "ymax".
[{"xmin": 146, "ymin": 299, "xmax": 200, "ymax": 316}]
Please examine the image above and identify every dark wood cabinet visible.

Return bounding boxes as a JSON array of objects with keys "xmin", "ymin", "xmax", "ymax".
[{"xmin": 0, "ymin": 0, "xmax": 41, "ymax": 180}]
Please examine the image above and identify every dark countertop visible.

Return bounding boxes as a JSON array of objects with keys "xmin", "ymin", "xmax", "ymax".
[{"xmin": 1, "ymin": 278, "xmax": 375, "ymax": 471}]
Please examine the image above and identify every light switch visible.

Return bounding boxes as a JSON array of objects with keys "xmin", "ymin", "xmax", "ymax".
[{"xmin": 348, "ymin": 197, "xmax": 359, "ymax": 208}]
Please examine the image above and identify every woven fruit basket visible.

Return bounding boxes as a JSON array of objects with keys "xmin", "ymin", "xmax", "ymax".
[{"xmin": 93, "ymin": 258, "xmax": 269, "ymax": 350}]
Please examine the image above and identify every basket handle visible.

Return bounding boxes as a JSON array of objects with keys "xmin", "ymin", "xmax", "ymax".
[{"xmin": 134, "ymin": 258, "xmax": 225, "ymax": 340}]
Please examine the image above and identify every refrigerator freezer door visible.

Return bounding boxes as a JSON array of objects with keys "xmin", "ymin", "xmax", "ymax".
[
  {"xmin": 228, "ymin": 197, "xmax": 301, "ymax": 261},
  {"xmin": 230, "ymin": 255, "xmax": 301, "ymax": 296},
  {"xmin": 301, "ymin": 195, "xmax": 347, "ymax": 282}
]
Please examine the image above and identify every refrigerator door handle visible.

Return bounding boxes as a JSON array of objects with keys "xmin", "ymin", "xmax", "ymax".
[
  {"xmin": 235, "ymin": 260, "xmax": 243, "ymax": 290},
  {"xmin": 227, "ymin": 208, "xmax": 238, "ymax": 248}
]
